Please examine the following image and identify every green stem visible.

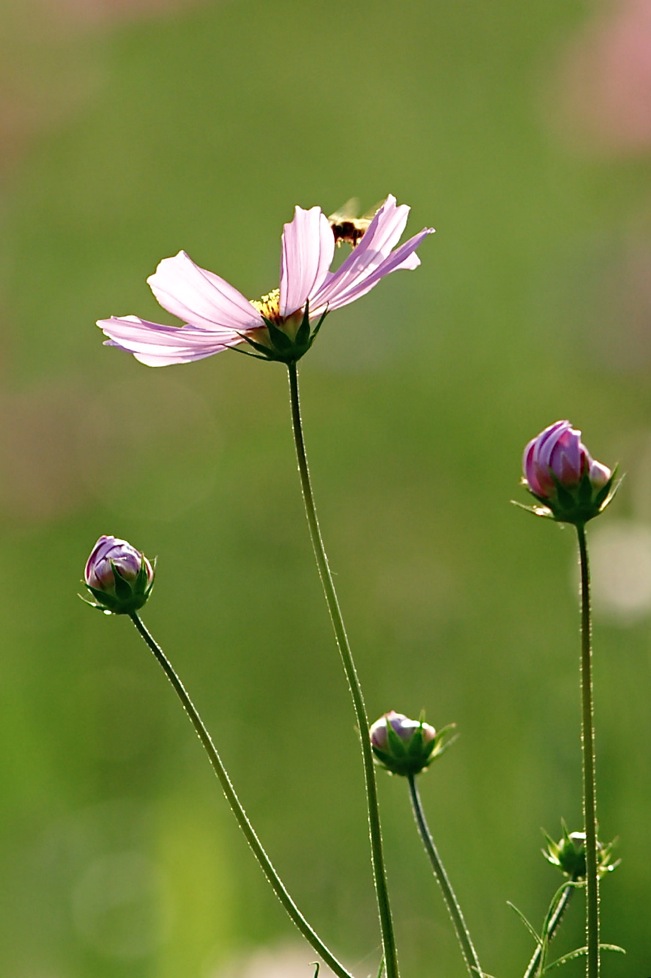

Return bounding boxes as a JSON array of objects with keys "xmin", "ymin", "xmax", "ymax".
[
  {"xmin": 576, "ymin": 523, "xmax": 599, "ymax": 978},
  {"xmin": 286, "ymin": 361, "xmax": 400, "ymax": 978},
  {"xmin": 406, "ymin": 774, "xmax": 483, "ymax": 978},
  {"xmin": 522, "ymin": 883, "xmax": 575, "ymax": 978},
  {"xmin": 128, "ymin": 611, "xmax": 354, "ymax": 978}
]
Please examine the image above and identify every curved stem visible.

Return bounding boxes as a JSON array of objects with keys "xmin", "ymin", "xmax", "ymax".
[
  {"xmin": 129, "ymin": 611, "xmax": 354, "ymax": 978},
  {"xmin": 406, "ymin": 774, "xmax": 483, "ymax": 978},
  {"xmin": 286, "ymin": 361, "xmax": 400, "ymax": 978},
  {"xmin": 576, "ymin": 523, "xmax": 600, "ymax": 978},
  {"xmin": 522, "ymin": 883, "xmax": 576, "ymax": 978}
]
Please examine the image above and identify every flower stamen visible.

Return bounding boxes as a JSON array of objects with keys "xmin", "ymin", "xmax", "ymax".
[{"xmin": 250, "ymin": 288, "xmax": 282, "ymax": 325}]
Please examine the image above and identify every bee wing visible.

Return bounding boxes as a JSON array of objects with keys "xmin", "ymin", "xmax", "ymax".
[
  {"xmin": 360, "ymin": 200, "xmax": 384, "ymax": 221},
  {"xmin": 327, "ymin": 198, "xmax": 361, "ymax": 222}
]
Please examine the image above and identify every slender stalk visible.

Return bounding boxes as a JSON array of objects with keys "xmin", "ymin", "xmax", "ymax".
[
  {"xmin": 522, "ymin": 883, "xmax": 576, "ymax": 978},
  {"xmin": 406, "ymin": 774, "xmax": 483, "ymax": 978},
  {"xmin": 576, "ymin": 523, "xmax": 599, "ymax": 978},
  {"xmin": 286, "ymin": 361, "xmax": 400, "ymax": 978},
  {"xmin": 128, "ymin": 611, "xmax": 354, "ymax": 978}
]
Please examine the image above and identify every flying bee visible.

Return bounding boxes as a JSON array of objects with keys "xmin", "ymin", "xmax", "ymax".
[{"xmin": 327, "ymin": 199, "xmax": 380, "ymax": 248}]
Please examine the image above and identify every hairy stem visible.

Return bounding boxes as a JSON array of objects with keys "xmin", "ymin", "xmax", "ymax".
[
  {"xmin": 576, "ymin": 523, "xmax": 600, "ymax": 978},
  {"xmin": 129, "ymin": 611, "xmax": 354, "ymax": 978},
  {"xmin": 407, "ymin": 773, "xmax": 483, "ymax": 978},
  {"xmin": 523, "ymin": 883, "xmax": 576, "ymax": 978},
  {"xmin": 286, "ymin": 361, "xmax": 400, "ymax": 978}
]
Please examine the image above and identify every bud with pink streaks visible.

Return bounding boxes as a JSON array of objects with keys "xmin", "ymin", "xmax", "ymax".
[
  {"xmin": 522, "ymin": 421, "xmax": 616, "ymax": 524},
  {"xmin": 84, "ymin": 535, "xmax": 155, "ymax": 614}
]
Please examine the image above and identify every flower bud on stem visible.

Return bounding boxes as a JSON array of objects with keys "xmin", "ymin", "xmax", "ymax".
[
  {"xmin": 286, "ymin": 361, "xmax": 399, "ymax": 978},
  {"xmin": 521, "ymin": 421, "xmax": 617, "ymax": 526},
  {"xmin": 520, "ymin": 423, "xmax": 616, "ymax": 978},
  {"xmin": 83, "ymin": 535, "xmax": 155, "ymax": 614},
  {"xmin": 523, "ymin": 826, "xmax": 620, "ymax": 978}
]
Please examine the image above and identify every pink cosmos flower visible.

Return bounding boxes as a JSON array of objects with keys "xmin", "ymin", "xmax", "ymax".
[{"xmin": 97, "ymin": 196, "xmax": 433, "ymax": 366}]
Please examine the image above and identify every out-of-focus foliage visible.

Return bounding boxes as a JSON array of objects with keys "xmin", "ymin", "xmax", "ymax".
[{"xmin": 1, "ymin": 1, "xmax": 650, "ymax": 976}]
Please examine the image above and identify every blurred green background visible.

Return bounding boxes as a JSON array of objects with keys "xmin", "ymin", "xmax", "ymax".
[{"xmin": 2, "ymin": 0, "xmax": 651, "ymax": 976}]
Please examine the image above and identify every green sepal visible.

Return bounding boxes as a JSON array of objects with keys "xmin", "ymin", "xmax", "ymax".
[
  {"xmin": 520, "ymin": 467, "xmax": 620, "ymax": 527},
  {"xmin": 265, "ymin": 319, "xmax": 295, "ymax": 354},
  {"xmin": 80, "ymin": 588, "xmax": 115, "ymax": 613},
  {"xmin": 240, "ymin": 334, "xmax": 277, "ymax": 358},
  {"xmin": 428, "ymin": 722, "xmax": 458, "ymax": 761},
  {"xmin": 82, "ymin": 556, "xmax": 155, "ymax": 616},
  {"xmin": 373, "ymin": 718, "xmax": 457, "ymax": 777},
  {"xmin": 238, "ymin": 302, "xmax": 329, "ymax": 365},
  {"xmin": 578, "ymin": 474, "xmax": 594, "ymax": 506},
  {"xmin": 594, "ymin": 467, "xmax": 622, "ymax": 512},
  {"xmin": 294, "ymin": 305, "xmax": 312, "ymax": 349},
  {"xmin": 308, "ymin": 306, "xmax": 328, "ymax": 343},
  {"xmin": 386, "ymin": 720, "xmax": 410, "ymax": 758},
  {"xmin": 113, "ymin": 567, "xmax": 134, "ymax": 601},
  {"xmin": 82, "ymin": 585, "xmax": 151, "ymax": 614},
  {"xmin": 542, "ymin": 822, "xmax": 620, "ymax": 880}
]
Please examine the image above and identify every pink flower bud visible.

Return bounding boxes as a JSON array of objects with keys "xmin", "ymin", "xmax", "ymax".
[
  {"xmin": 523, "ymin": 421, "xmax": 587, "ymax": 496},
  {"xmin": 522, "ymin": 421, "xmax": 615, "ymax": 524},
  {"xmin": 370, "ymin": 711, "xmax": 436, "ymax": 751},
  {"xmin": 84, "ymin": 535, "xmax": 155, "ymax": 614},
  {"xmin": 369, "ymin": 711, "xmax": 451, "ymax": 777}
]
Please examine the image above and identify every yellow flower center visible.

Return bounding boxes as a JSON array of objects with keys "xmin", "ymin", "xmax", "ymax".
[{"xmin": 250, "ymin": 288, "xmax": 282, "ymax": 325}]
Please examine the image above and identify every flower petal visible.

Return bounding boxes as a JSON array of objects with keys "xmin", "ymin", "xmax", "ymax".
[
  {"xmin": 279, "ymin": 206, "xmax": 334, "ymax": 317},
  {"xmin": 312, "ymin": 229, "xmax": 433, "ymax": 313},
  {"xmin": 97, "ymin": 315, "xmax": 244, "ymax": 366},
  {"xmin": 523, "ymin": 421, "xmax": 587, "ymax": 496},
  {"xmin": 147, "ymin": 251, "xmax": 262, "ymax": 332},
  {"xmin": 310, "ymin": 196, "xmax": 434, "ymax": 313},
  {"xmin": 538, "ymin": 421, "xmax": 574, "ymax": 471}
]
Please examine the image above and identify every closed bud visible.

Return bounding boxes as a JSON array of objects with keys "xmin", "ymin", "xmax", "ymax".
[
  {"xmin": 543, "ymin": 824, "xmax": 620, "ymax": 880},
  {"xmin": 83, "ymin": 535, "xmax": 155, "ymax": 614},
  {"xmin": 369, "ymin": 710, "xmax": 456, "ymax": 777},
  {"xmin": 522, "ymin": 420, "xmax": 617, "ymax": 524}
]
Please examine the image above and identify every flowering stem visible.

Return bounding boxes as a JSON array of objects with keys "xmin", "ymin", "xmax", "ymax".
[
  {"xmin": 286, "ymin": 361, "xmax": 400, "ymax": 978},
  {"xmin": 128, "ymin": 611, "xmax": 354, "ymax": 978},
  {"xmin": 522, "ymin": 883, "xmax": 575, "ymax": 978},
  {"xmin": 576, "ymin": 523, "xmax": 599, "ymax": 978},
  {"xmin": 406, "ymin": 773, "xmax": 483, "ymax": 978}
]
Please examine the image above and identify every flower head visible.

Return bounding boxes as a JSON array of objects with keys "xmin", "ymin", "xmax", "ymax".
[
  {"xmin": 83, "ymin": 535, "xmax": 155, "ymax": 614},
  {"xmin": 97, "ymin": 196, "xmax": 433, "ymax": 367},
  {"xmin": 522, "ymin": 420, "xmax": 617, "ymax": 524},
  {"xmin": 369, "ymin": 710, "xmax": 456, "ymax": 777}
]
